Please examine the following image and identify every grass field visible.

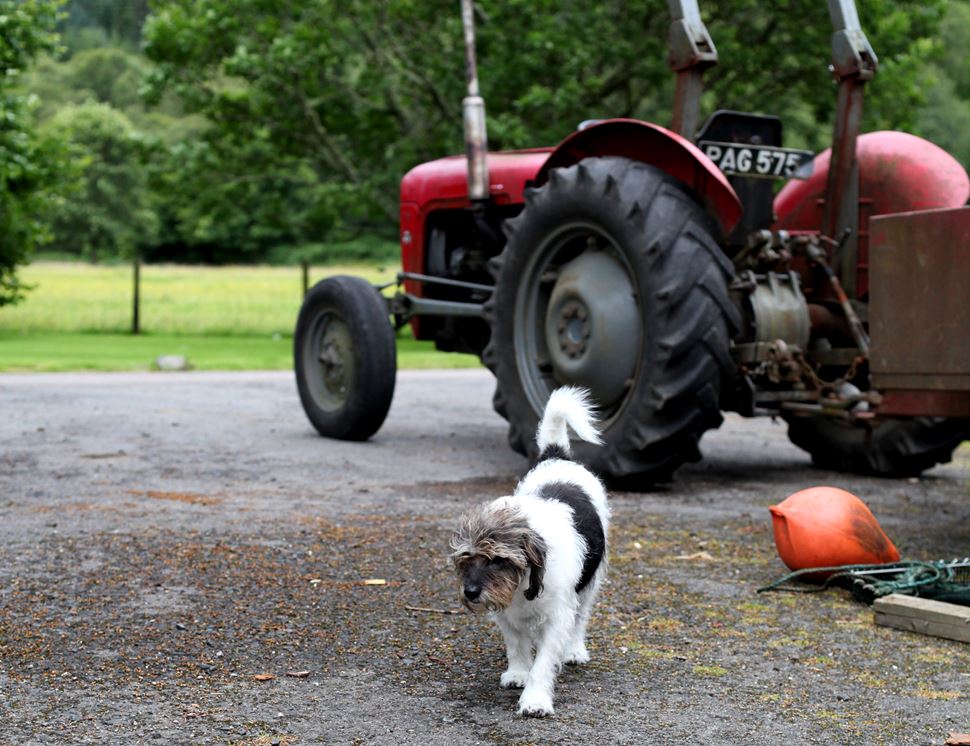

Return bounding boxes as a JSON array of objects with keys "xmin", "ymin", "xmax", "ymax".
[{"xmin": 0, "ymin": 262, "xmax": 481, "ymax": 372}]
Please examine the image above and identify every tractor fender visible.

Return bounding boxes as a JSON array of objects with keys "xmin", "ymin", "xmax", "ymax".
[
  {"xmin": 534, "ymin": 118, "xmax": 743, "ymax": 238},
  {"xmin": 774, "ymin": 131, "xmax": 970, "ymax": 230}
]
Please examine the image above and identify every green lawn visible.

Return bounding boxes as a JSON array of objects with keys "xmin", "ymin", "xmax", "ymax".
[{"xmin": 0, "ymin": 262, "xmax": 481, "ymax": 372}]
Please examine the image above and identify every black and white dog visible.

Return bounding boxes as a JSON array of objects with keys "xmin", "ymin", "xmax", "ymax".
[{"xmin": 451, "ymin": 387, "xmax": 609, "ymax": 717}]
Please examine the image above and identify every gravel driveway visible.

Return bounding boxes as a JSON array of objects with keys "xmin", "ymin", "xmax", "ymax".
[{"xmin": 1, "ymin": 369, "xmax": 967, "ymax": 745}]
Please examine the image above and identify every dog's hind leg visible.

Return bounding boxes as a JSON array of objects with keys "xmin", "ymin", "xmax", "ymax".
[
  {"xmin": 563, "ymin": 576, "xmax": 603, "ymax": 665},
  {"xmin": 495, "ymin": 615, "xmax": 532, "ymax": 689}
]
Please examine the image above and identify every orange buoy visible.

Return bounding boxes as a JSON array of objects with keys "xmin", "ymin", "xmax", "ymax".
[{"xmin": 769, "ymin": 486, "xmax": 900, "ymax": 573}]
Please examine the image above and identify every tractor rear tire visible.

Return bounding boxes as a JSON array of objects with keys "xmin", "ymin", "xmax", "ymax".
[
  {"xmin": 483, "ymin": 156, "xmax": 740, "ymax": 482},
  {"xmin": 784, "ymin": 415, "xmax": 968, "ymax": 477},
  {"xmin": 294, "ymin": 275, "xmax": 396, "ymax": 441}
]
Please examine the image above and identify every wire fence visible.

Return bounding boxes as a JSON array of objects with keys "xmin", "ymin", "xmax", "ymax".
[{"xmin": 1, "ymin": 261, "xmax": 396, "ymax": 337}]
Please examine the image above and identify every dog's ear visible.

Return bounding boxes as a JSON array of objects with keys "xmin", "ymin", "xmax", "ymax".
[{"xmin": 522, "ymin": 530, "xmax": 547, "ymax": 601}]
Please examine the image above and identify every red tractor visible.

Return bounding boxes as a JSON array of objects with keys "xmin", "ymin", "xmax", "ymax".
[{"xmin": 295, "ymin": 0, "xmax": 970, "ymax": 482}]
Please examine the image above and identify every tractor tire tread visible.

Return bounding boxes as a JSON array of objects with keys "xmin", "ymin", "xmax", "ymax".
[
  {"xmin": 294, "ymin": 275, "xmax": 396, "ymax": 441},
  {"xmin": 485, "ymin": 156, "xmax": 737, "ymax": 480},
  {"xmin": 785, "ymin": 415, "xmax": 968, "ymax": 477}
]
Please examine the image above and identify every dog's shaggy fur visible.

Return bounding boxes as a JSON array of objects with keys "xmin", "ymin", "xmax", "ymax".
[{"xmin": 451, "ymin": 387, "xmax": 609, "ymax": 717}]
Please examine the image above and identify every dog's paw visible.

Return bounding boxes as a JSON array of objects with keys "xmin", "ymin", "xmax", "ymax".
[
  {"xmin": 517, "ymin": 688, "xmax": 554, "ymax": 718},
  {"xmin": 562, "ymin": 645, "xmax": 590, "ymax": 665},
  {"xmin": 500, "ymin": 670, "xmax": 528, "ymax": 689}
]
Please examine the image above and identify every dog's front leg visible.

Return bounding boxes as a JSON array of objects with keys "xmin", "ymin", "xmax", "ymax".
[
  {"xmin": 494, "ymin": 615, "xmax": 532, "ymax": 688},
  {"xmin": 517, "ymin": 615, "xmax": 570, "ymax": 717}
]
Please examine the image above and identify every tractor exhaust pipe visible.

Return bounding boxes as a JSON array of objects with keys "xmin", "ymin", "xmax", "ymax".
[{"xmin": 460, "ymin": 0, "xmax": 489, "ymax": 202}]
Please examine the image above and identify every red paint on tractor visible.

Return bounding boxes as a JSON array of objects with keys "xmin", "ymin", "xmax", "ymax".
[
  {"xmin": 399, "ymin": 119, "xmax": 746, "ymax": 295},
  {"xmin": 773, "ymin": 131, "xmax": 970, "ymax": 298},
  {"xmin": 534, "ymin": 119, "xmax": 742, "ymax": 237},
  {"xmin": 400, "ymin": 148, "xmax": 552, "ymax": 212},
  {"xmin": 399, "ymin": 149, "xmax": 551, "ymax": 338},
  {"xmin": 878, "ymin": 390, "xmax": 970, "ymax": 418},
  {"xmin": 399, "ymin": 148, "xmax": 552, "ymax": 278}
]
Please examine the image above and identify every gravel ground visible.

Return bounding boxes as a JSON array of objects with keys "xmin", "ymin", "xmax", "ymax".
[{"xmin": 0, "ymin": 369, "xmax": 967, "ymax": 745}]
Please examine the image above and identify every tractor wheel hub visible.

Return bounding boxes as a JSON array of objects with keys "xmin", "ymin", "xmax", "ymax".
[
  {"xmin": 314, "ymin": 314, "xmax": 352, "ymax": 404},
  {"xmin": 544, "ymin": 251, "xmax": 640, "ymax": 408},
  {"xmin": 556, "ymin": 299, "xmax": 592, "ymax": 358}
]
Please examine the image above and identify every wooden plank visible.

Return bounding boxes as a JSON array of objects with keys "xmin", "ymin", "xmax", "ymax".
[
  {"xmin": 875, "ymin": 612, "xmax": 970, "ymax": 643},
  {"xmin": 873, "ymin": 593, "xmax": 970, "ymax": 624},
  {"xmin": 873, "ymin": 594, "xmax": 970, "ymax": 644}
]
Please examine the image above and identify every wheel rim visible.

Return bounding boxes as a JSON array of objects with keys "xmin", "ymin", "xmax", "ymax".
[
  {"xmin": 513, "ymin": 221, "xmax": 642, "ymax": 425},
  {"xmin": 304, "ymin": 309, "xmax": 355, "ymax": 412}
]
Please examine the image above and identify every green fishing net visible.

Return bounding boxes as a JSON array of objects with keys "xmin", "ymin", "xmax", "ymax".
[{"xmin": 757, "ymin": 558, "xmax": 970, "ymax": 605}]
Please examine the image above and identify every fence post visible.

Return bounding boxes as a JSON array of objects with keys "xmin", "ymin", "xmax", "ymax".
[{"xmin": 132, "ymin": 256, "xmax": 141, "ymax": 335}]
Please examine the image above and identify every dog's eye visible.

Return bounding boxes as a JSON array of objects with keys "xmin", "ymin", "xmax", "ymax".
[{"xmin": 492, "ymin": 557, "xmax": 509, "ymax": 567}]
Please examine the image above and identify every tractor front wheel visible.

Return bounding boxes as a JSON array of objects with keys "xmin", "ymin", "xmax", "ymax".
[
  {"xmin": 483, "ymin": 156, "xmax": 740, "ymax": 482},
  {"xmin": 294, "ymin": 275, "xmax": 396, "ymax": 440}
]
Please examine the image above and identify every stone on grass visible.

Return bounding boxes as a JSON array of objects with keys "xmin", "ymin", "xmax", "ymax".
[{"xmin": 154, "ymin": 355, "xmax": 192, "ymax": 371}]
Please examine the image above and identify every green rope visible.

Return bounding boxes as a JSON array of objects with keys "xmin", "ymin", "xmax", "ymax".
[{"xmin": 758, "ymin": 559, "xmax": 970, "ymax": 605}]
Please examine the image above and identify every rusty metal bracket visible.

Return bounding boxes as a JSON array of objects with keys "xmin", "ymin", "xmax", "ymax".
[
  {"xmin": 805, "ymin": 232, "xmax": 870, "ymax": 354},
  {"xmin": 784, "ymin": 232, "xmax": 869, "ymax": 355},
  {"xmin": 828, "ymin": 0, "xmax": 878, "ymax": 81},
  {"xmin": 822, "ymin": 0, "xmax": 879, "ymax": 298},
  {"xmin": 667, "ymin": 0, "xmax": 718, "ymax": 139}
]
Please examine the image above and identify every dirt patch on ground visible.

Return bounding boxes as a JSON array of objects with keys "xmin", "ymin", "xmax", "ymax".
[{"xmin": 128, "ymin": 489, "xmax": 225, "ymax": 506}]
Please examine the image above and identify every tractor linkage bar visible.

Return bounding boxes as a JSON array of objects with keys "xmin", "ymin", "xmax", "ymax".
[
  {"xmin": 385, "ymin": 271, "xmax": 492, "ymax": 323},
  {"xmin": 396, "ymin": 271, "xmax": 494, "ymax": 295}
]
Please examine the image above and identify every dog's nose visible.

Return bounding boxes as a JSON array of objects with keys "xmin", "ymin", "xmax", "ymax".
[{"xmin": 463, "ymin": 584, "xmax": 482, "ymax": 601}]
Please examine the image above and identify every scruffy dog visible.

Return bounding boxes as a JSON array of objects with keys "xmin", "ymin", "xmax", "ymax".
[{"xmin": 451, "ymin": 387, "xmax": 609, "ymax": 717}]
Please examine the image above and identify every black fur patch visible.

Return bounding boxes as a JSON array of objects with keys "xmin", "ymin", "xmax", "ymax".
[
  {"xmin": 536, "ymin": 481, "xmax": 604, "ymax": 593},
  {"xmin": 537, "ymin": 443, "xmax": 570, "ymax": 463}
]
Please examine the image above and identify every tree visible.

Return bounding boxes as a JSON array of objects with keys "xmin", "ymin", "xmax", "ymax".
[
  {"xmin": 59, "ymin": 0, "xmax": 150, "ymax": 53},
  {"xmin": 142, "ymin": 0, "xmax": 946, "ymax": 246},
  {"xmin": 0, "ymin": 0, "xmax": 66, "ymax": 306},
  {"xmin": 143, "ymin": 1, "xmax": 464, "ymax": 232},
  {"xmin": 917, "ymin": 69, "xmax": 970, "ymax": 168},
  {"xmin": 917, "ymin": 0, "xmax": 970, "ymax": 168},
  {"xmin": 703, "ymin": 0, "xmax": 945, "ymax": 151},
  {"xmin": 25, "ymin": 46, "xmax": 149, "ymax": 123},
  {"xmin": 144, "ymin": 135, "xmax": 351, "ymax": 264},
  {"xmin": 43, "ymin": 103, "xmax": 158, "ymax": 262}
]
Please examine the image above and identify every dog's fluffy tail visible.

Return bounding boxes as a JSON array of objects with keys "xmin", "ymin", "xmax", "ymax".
[{"xmin": 535, "ymin": 386, "xmax": 603, "ymax": 459}]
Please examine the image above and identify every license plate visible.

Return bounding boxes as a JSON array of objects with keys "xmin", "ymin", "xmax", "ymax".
[{"xmin": 697, "ymin": 141, "xmax": 814, "ymax": 180}]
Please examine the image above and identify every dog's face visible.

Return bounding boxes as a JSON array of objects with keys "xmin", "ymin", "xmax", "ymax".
[{"xmin": 450, "ymin": 503, "xmax": 546, "ymax": 613}]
